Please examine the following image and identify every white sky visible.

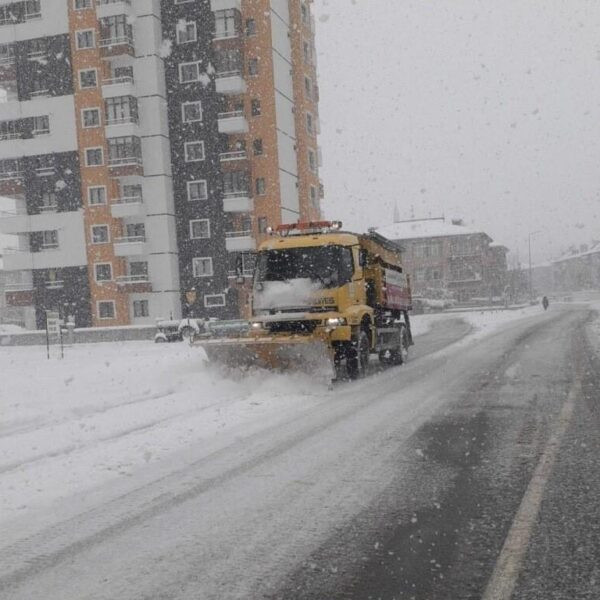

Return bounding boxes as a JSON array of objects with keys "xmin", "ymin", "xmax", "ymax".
[{"xmin": 313, "ymin": 0, "xmax": 600, "ymax": 265}]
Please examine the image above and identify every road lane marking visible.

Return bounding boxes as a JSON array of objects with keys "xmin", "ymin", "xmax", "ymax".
[{"xmin": 482, "ymin": 377, "xmax": 581, "ymax": 600}]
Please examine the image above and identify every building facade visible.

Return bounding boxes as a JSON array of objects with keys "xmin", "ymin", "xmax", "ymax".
[
  {"xmin": 552, "ymin": 243, "xmax": 600, "ymax": 292},
  {"xmin": 0, "ymin": 0, "xmax": 322, "ymax": 328},
  {"xmin": 376, "ymin": 218, "xmax": 508, "ymax": 303}
]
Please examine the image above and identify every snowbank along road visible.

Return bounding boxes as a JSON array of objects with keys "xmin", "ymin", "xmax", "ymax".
[{"xmin": 1, "ymin": 304, "xmax": 598, "ymax": 599}]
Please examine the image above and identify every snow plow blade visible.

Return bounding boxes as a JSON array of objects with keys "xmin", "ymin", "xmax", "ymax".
[{"xmin": 197, "ymin": 336, "xmax": 336, "ymax": 380}]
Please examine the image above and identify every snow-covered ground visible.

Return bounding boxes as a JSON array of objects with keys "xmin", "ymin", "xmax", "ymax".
[{"xmin": 0, "ymin": 305, "xmax": 545, "ymax": 535}]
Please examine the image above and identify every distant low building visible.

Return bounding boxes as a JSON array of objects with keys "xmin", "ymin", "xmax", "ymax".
[
  {"xmin": 375, "ymin": 217, "xmax": 509, "ymax": 304},
  {"xmin": 552, "ymin": 243, "xmax": 600, "ymax": 291}
]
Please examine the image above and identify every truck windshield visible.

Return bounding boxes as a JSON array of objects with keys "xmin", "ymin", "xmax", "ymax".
[{"xmin": 254, "ymin": 245, "xmax": 354, "ymax": 288}]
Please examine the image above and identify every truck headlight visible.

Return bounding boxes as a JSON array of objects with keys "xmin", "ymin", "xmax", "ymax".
[
  {"xmin": 250, "ymin": 321, "xmax": 263, "ymax": 330},
  {"xmin": 326, "ymin": 317, "xmax": 347, "ymax": 327}
]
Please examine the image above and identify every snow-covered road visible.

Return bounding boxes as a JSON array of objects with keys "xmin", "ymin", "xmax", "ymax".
[{"xmin": 0, "ymin": 306, "xmax": 561, "ymax": 599}]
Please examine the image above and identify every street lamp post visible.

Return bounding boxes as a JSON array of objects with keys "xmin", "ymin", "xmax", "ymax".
[{"xmin": 528, "ymin": 230, "xmax": 541, "ymax": 302}]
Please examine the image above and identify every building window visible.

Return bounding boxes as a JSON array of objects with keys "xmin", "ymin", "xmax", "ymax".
[
  {"xmin": 187, "ymin": 180, "xmax": 208, "ymax": 201},
  {"xmin": 304, "ymin": 76, "xmax": 312, "ymax": 100},
  {"xmin": 184, "ymin": 141, "xmax": 205, "ymax": 162},
  {"xmin": 32, "ymin": 115, "xmax": 49, "ymax": 135},
  {"xmin": 258, "ymin": 217, "xmax": 268, "ymax": 233},
  {"xmin": 248, "ymin": 58, "xmax": 259, "ymax": 76},
  {"xmin": 303, "ymin": 41, "xmax": 311, "ymax": 64},
  {"xmin": 79, "ymin": 68, "xmax": 97, "ymax": 89},
  {"xmin": 125, "ymin": 222, "xmax": 145, "ymax": 239},
  {"xmin": 133, "ymin": 299, "xmax": 149, "ymax": 318},
  {"xmin": 24, "ymin": 0, "xmax": 41, "ymax": 19},
  {"xmin": 82, "ymin": 107, "xmax": 100, "ymax": 128},
  {"xmin": 85, "ymin": 147, "xmax": 104, "ymax": 166},
  {"xmin": 306, "ymin": 112, "xmax": 314, "ymax": 134},
  {"xmin": 95, "ymin": 262, "xmax": 112, "ymax": 282},
  {"xmin": 214, "ymin": 9, "xmax": 238, "ymax": 38},
  {"xmin": 105, "ymin": 96, "xmax": 138, "ymax": 125},
  {"xmin": 41, "ymin": 230, "xmax": 58, "ymax": 249},
  {"xmin": 179, "ymin": 61, "xmax": 202, "ymax": 83},
  {"xmin": 251, "ymin": 99, "xmax": 261, "ymax": 116},
  {"xmin": 204, "ymin": 294, "xmax": 226, "ymax": 308},
  {"xmin": 40, "ymin": 191, "xmax": 57, "ymax": 211},
  {"xmin": 253, "ymin": 139, "xmax": 263, "ymax": 156},
  {"xmin": 74, "ymin": 0, "xmax": 92, "ymax": 8},
  {"xmin": 193, "ymin": 257, "xmax": 213, "ymax": 278},
  {"xmin": 255, "ymin": 177, "xmax": 266, "ymax": 195},
  {"xmin": 310, "ymin": 185, "xmax": 318, "ymax": 210},
  {"xmin": 222, "ymin": 170, "xmax": 248, "ymax": 195},
  {"xmin": 88, "ymin": 186, "xmax": 106, "ymax": 206},
  {"xmin": 246, "ymin": 18, "xmax": 256, "ymax": 36},
  {"xmin": 182, "ymin": 101, "xmax": 203, "ymax": 123},
  {"xmin": 76, "ymin": 29, "xmax": 95, "ymax": 49},
  {"xmin": 100, "ymin": 14, "xmax": 132, "ymax": 43},
  {"xmin": 91, "ymin": 224, "xmax": 110, "ymax": 244},
  {"xmin": 176, "ymin": 21, "xmax": 197, "ymax": 44},
  {"xmin": 308, "ymin": 148, "xmax": 316, "ymax": 173},
  {"xmin": 107, "ymin": 136, "xmax": 142, "ymax": 166},
  {"xmin": 301, "ymin": 2, "xmax": 309, "ymax": 25},
  {"xmin": 98, "ymin": 300, "xmax": 116, "ymax": 320},
  {"xmin": 190, "ymin": 219, "xmax": 210, "ymax": 239}
]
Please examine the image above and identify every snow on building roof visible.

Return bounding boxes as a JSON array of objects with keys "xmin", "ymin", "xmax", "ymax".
[
  {"xmin": 552, "ymin": 242, "xmax": 600, "ymax": 264},
  {"xmin": 376, "ymin": 218, "xmax": 489, "ymax": 242}
]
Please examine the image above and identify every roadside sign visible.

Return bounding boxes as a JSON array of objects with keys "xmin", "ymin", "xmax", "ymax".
[{"xmin": 45, "ymin": 310, "xmax": 64, "ymax": 359}]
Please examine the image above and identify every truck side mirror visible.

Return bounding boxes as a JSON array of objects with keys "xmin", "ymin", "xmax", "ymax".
[{"xmin": 359, "ymin": 249, "xmax": 368, "ymax": 268}]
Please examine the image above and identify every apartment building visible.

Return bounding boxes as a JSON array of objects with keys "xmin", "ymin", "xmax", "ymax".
[
  {"xmin": 377, "ymin": 218, "xmax": 508, "ymax": 303},
  {"xmin": 0, "ymin": 0, "xmax": 322, "ymax": 328}
]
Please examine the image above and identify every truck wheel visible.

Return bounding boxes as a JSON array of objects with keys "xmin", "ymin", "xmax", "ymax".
[
  {"xmin": 347, "ymin": 330, "xmax": 370, "ymax": 379},
  {"xmin": 391, "ymin": 326, "xmax": 409, "ymax": 365}
]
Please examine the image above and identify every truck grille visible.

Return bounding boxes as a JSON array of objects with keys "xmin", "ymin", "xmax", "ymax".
[{"xmin": 266, "ymin": 320, "xmax": 319, "ymax": 335}]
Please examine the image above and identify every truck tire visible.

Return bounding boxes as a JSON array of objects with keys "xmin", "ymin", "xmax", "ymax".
[
  {"xmin": 347, "ymin": 329, "xmax": 370, "ymax": 379},
  {"xmin": 391, "ymin": 326, "xmax": 409, "ymax": 365}
]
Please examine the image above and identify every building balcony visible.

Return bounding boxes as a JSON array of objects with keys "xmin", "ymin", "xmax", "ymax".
[
  {"xmin": 218, "ymin": 110, "xmax": 248, "ymax": 135},
  {"xmin": 96, "ymin": 0, "xmax": 132, "ymax": 19},
  {"xmin": 225, "ymin": 230, "xmax": 255, "ymax": 252},
  {"xmin": 110, "ymin": 196, "xmax": 144, "ymax": 219},
  {"xmin": 99, "ymin": 36, "xmax": 134, "ymax": 58},
  {"xmin": 0, "ymin": 169, "xmax": 23, "ymax": 181},
  {"xmin": 210, "ymin": 0, "xmax": 241, "ymax": 11},
  {"xmin": 108, "ymin": 155, "xmax": 143, "ymax": 176},
  {"xmin": 0, "ymin": 211, "xmax": 63, "ymax": 235},
  {"xmin": 102, "ymin": 75, "xmax": 135, "ymax": 98},
  {"xmin": 116, "ymin": 274, "xmax": 152, "ymax": 292},
  {"xmin": 215, "ymin": 71, "xmax": 246, "ymax": 95},
  {"xmin": 113, "ymin": 236, "xmax": 147, "ymax": 257},
  {"xmin": 219, "ymin": 150, "xmax": 247, "ymax": 162},
  {"xmin": 105, "ymin": 116, "xmax": 139, "ymax": 137},
  {"xmin": 222, "ymin": 192, "xmax": 253, "ymax": 213}
]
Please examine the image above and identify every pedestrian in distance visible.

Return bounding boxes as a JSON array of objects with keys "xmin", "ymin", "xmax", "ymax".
[{"xmin": 542, "ymin": 296, "xmax": 549, "ymax": 311}]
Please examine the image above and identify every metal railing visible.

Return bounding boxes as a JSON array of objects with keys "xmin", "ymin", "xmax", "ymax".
[
  {"xmin": 99, "ymin": 36, "xmax": 134, "ymax": 48},
  {"xmin": 32, "ymin": 128, "xmax": 50, "ymax": 136},
  {"xmin": 218, "ymin": 110, "xmax": 244, "ymax": 119},
  {"xmin": 213, "ymin": 30, "xmax": 239, "ymax": 41},
  {"xmin": 116, "ymin": 274, "xmax": 149, "ymax": 284},
  {"xmin": 0, "ymin": 55, "xmax": 15, "ymax": 65},
  {"xmin": 39, "ymin": 205, "xmax": 58, "ymax": 212},
  {"xmin": 225, "ymin": 230, "xmax": 252, "ymax": 239},
  {"xmin": 39, "ymin": 243, "xmax": 59, "ymax": 250},
  {"xmin": 219, "ymin": 151, "xmax": 247, "ymax": 161},
  {"xmin": 0, "ymin": 171, "xmax": 23, "ymax": 180},
  {"xmin": 108, "ymin": 156, "xmax": 143, "ymax": 167},
  {"xmin": 30, "ymin": 89, "xmax": 50, "ymax": 98},
  {"xmin": 0, "ymin": 133, "xmax": 21, "ymax": 141},
  {"xmin": 114, "ymin": 235, "xmax": 146, "ymax": 244},
  {"xmin": 5, "ymin": 282, "xmax": 34, "ymax": 292},
  {"xmin": 223, "ymin": 190, "xmax": 250, "ymax": 198},
  {"xmin": 112, "ymin": 195, "xmax": 143, "ymax": 204},
  {"xmin": 97, "ymin": 0, "xmax": 131, "ymax": 4},
  {"xmin": 102, "ymin": 75, "xmax": 134, "ymax": 86},
  {"xmin": 215, "ymin": 69, "xmax": 243, "ymax": 79},
  {"xmin": 45, "ymin": 280, "xmax": 64, "ymax": 289},
  {"xmin": 105, "ymin": 116, "xmax": 138, "ymax": 126}
]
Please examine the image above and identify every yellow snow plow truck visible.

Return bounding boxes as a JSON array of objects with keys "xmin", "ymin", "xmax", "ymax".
[{"xmin": 193, "ymin": 220, "xmax": 413, "ymax": 381}]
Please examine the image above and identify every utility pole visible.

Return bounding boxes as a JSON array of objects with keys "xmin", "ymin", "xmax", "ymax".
[{"xmin": 528, "ymin": 231, "xmax": 541, "ymax": 302}]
